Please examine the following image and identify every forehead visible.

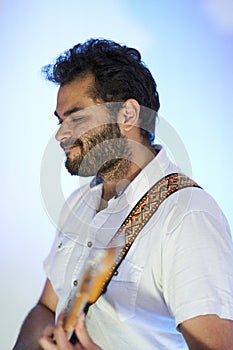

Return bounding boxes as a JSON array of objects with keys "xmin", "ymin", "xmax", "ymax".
[{"xmin": 56, "ymin": 74, "xmax": 96, "ymax": 112}]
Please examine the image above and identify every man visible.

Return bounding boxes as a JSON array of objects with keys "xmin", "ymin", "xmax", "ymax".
[{"xmin": 13, "ymin": 38, "xmax": 233, "ymax": 350}]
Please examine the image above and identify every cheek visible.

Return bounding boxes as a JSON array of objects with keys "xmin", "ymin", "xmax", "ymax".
[
  {"xmin": 74, "ymin": 121, "xmax": 105, "ymax": 138},
  {"xmin": 73, "ymin": 124, "xmax": 89, "ymax": 138}
]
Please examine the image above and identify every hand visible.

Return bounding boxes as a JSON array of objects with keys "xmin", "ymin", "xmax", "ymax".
[{"xmin": 39, "ymin": 311, "xmax": 102, "ymax": 350}]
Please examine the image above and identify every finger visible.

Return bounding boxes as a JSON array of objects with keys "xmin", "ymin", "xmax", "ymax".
[
  {"xmin": 39, "ymin": 335, "xmax": 57, "ymax": 350},
  {"xmin": 74, "ymin": 314, "xmax": 99, "ymax": 349},
  {"xmin": 39, "ymin": 324, "xmax": 57, "ymax": 349},
  {"xmin": 42, "ymin": 324, "xmax": 55, "ymax": 337},
  {"xmin": 74, "ymin": 343, "xmax": 85, "ymax": 350},
  {"xmin": 39, "ymin": 311, "xmax": 72, "ymax": 350},
  {"xmin": 53, "ymin": 327, "xmax": 74, "ymax": 350},
  {"xmin": 53, "ymin": 311, "xmax": 74, "ymax": 350}
]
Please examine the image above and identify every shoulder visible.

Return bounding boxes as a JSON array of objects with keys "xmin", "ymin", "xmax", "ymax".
[{"xmin": 159, "ymin": 183, "xmax": 231, "ymax": 237}]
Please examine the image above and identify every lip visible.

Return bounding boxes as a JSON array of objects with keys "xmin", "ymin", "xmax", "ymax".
[{"xmin": 64, "ymin": 145, "xmax": 78, "ymax": 153}]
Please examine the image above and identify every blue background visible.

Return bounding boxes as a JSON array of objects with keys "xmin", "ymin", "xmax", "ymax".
[{"xmin": 1, "ymin": 0, "xmax": 232, "ymax": 347}]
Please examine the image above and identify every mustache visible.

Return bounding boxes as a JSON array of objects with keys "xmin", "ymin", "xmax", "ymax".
[{"xmin": 60, "ymin": 138, "xmax": 83, "ymax": 151}]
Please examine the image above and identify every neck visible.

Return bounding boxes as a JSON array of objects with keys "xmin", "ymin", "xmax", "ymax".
[{"xmin": 100, "ymin": 143, "xmax": 157, "ymax": 202}]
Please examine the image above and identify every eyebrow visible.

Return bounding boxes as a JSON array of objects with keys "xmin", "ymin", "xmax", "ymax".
[{"xmin": 54, "ymin": 106, "xmax": 84, "ymax": 119}]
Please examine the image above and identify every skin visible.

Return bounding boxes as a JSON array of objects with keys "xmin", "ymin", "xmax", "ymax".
[
  {"xmin": 54, "ymin": 74, "xmax": 156, "ymax": 200},
  {"xmin": 39, "ymin": 312, "xmax": 101, "ymax": 350},
  {"xmin": 13, "ymin": 73, "xmax": 233, "ymax": 350}
]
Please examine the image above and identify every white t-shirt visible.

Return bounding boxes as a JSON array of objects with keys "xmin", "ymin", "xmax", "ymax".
[{"xmin": 44, "ymin": 146, "xmax": 233, "ymax": 349}]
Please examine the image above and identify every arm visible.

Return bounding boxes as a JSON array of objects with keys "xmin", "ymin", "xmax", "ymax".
[
  {"xmin": 13, "ymin": 279, "xmax": 58, "ymax": 350},
  {"xmin": 162, "ymin": 206, "xmax": 233, "ymax": 349},
  {"xmin": 179, "ymin": 314, "xmax": 233, "ymax": 350}
]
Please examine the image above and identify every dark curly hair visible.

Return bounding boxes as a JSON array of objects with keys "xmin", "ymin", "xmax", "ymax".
[{"xmin": 42, "ymin": 38, "xmax": 160, "ymax": 143}]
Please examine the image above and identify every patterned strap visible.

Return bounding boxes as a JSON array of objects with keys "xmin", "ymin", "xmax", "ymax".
[{"xmin": 103, "ymin": 173, "xmax": 202, "ymax": 290}]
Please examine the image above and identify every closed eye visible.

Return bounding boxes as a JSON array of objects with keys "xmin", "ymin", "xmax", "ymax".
[
  {"xmin": 56, "ymin": 115, "xmax": 85, "ymax": 126},
  {"xmin": 70, "ymin": 116, "xmax": 85, "ymax": 123}
]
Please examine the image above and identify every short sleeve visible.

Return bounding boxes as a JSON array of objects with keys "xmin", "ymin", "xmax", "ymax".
[{"xmin": 162, "ymin": 206, "xmax": 233, "ymax": 328}]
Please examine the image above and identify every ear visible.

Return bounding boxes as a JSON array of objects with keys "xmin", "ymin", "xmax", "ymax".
[{"xmin": 117, "ymin": 99, "xmax": 140, "ymax": 133}]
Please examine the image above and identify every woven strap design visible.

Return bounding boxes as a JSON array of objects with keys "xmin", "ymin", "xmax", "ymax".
[{"xmin": 104, "ymin": 172, "xmax": 201, "ymax": 288}]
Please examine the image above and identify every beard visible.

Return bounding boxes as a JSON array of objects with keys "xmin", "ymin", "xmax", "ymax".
[{"xmin": 61, "ymin": 123, "xmax": 132, "ymax": 180}]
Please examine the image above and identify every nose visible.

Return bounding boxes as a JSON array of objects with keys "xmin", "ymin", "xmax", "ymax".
[{"xmin": 55, "ymin": 121, "xmax": 72, "ymax": 142}]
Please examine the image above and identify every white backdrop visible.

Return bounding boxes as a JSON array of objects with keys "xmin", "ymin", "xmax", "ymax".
[{"xmin": 1, "ymin": 0, "xmax": 233, "ymax": 348}]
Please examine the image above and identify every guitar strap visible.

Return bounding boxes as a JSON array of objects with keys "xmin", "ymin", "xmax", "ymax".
[
  {"xmin": 69, "ymin": 173, "xmax": 202, "ymax": 344},
  {"xmin": 102, "ymin": 172, "xmax": 202, "ymax": 290}
]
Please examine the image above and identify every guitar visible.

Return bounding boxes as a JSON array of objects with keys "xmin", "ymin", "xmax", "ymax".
[{"xmin": 63, "ymin": 247, "xmax": 119, "ymax": 342}]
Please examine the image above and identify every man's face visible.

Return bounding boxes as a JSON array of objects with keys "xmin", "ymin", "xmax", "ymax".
[{"xmin": 55, "ymin": 75, "xmax": 131, "ymax": 178}]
